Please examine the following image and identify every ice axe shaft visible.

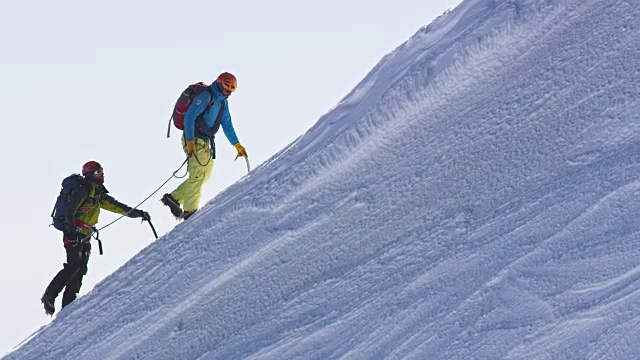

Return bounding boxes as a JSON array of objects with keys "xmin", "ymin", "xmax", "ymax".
[
  {"xmin": 244, "ymin": 156, "xmax": 251, "ymax": 173},
  {"xmin": 147, "ymin": 219, "xmax": 159, "ymax": 239},
  {"xmin": 235, "ymin": 155, "xmax": 251, "ymax": 173}
]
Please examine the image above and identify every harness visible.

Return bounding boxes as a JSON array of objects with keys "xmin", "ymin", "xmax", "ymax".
[{"xmin": 73, "ymin": 220, "xmax": 103, "ymax": 255}]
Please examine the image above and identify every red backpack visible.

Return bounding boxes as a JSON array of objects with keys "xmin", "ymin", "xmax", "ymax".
[{"xmin": 167, "ymin": 82, "xmax": 214, "ymax": 137}]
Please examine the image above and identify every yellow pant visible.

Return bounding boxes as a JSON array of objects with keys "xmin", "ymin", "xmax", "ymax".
[{"xmin": 170, "ymin": 136, "xmax": 214, "ymax": 212}]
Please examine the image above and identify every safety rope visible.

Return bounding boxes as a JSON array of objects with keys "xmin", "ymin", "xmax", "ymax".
[
  {"xmin": 95, "ymin": 158, "xmax": 189, "ymax": 232},
  {"xmin": 191, "ymin": 151, "xmax": 212, "ymax": 167}
]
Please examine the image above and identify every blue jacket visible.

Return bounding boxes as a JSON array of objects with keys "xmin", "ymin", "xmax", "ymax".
[{"xmin": 183, "ymin": 81, "xmax": 239, "ymax": 145}]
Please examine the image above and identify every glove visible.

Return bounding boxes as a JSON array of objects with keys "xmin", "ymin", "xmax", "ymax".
[
  {"xmin": 130, "ymin": 209, "xmax": 151, "ymax": 221},
  {"xmin": 234, "ymin": 142, "xmax": 247, "ymax": 158},
  {"xmin": 185, "ymin": 140, "xmax": 197, "ymax": 155}
]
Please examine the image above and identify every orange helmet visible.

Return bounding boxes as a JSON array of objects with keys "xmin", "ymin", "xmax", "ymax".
[{"xmin": 216, "ymin": 72, "xmax": 237, "ymax": 93}]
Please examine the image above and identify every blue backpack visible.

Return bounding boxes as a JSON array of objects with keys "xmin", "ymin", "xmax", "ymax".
[{"xmin": 51, "ymin": 175, "xmax": 84, "ymax": 231}]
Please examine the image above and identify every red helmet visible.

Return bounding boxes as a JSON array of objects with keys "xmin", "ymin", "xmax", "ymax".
[
  {"xmin": 82, "ymin": 161, "xmax": 102, "ymax": 177},
  {"xmin": 216, "ymin": 72, "xmax": 237, "ymax": 93}
]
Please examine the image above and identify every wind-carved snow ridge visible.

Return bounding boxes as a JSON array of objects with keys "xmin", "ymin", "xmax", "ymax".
[
  {"xmin": 5, "ymin": 0, "xmax": 640, "ymax": 359},
  {"xmin": 212, "ymin": 0, "xmax": 546, "ymax": 214}
]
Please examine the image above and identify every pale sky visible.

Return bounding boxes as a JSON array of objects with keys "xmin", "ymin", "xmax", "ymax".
[{"xmin": 0, "ymin": 0, "xmax": 463, "ymax": 355}]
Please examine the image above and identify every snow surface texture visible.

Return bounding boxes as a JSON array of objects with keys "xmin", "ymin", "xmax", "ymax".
[{"xmin": 5, "ymin": 0, "xmax": 640, "ymax": 359}]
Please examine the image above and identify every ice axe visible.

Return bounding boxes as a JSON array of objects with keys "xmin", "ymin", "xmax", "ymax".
[
  {"xmin": 236, "ymin": 154, "xmax": 251, "ymax": 173},
  {"xmin": 147, "ymin": 219, "xmax": 159, "ymax": 239}
]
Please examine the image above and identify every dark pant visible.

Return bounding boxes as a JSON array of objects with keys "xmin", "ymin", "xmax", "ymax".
[{"xmin": 44, "ymin": 242, "xmax": 91, "ymax": 308}]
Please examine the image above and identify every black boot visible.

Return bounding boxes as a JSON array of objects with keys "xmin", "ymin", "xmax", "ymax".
[
  {"xmin": 161, "ymin": 194, "xmax": 183, "ymax": 218},
  {"xmin": 182, "ymin": 210, "xmax": 197, "ymax": 220},
  {"xmin": 41, "ymin": 294, "xmax": 55, "ymax": 316}
]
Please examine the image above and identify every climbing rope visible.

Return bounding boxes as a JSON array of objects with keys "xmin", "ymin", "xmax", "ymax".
[
  {"xmin": 191, "ymin": 151, "xmax": 213, "ymax": 167},
  {"xmin": 95, "ymin": 158, "xmax": 189, "ymax": 233},
  {"xmin": 93, "ymin": 150, "xmax": 247, "ymax": 237}
]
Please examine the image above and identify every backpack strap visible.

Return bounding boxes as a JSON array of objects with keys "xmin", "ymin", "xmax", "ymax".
[
  {"xmin": 194, "ymin": 88, "xmax": 226, "ymax": 147},
  {"xmin": 206, "ymin": 86, "xmax": 215, "ymax": 108},
  {"xmin": 209, "ymin": 100, "xmax": 226, "ymax": 159},
  {"xmin": 196, "ymin": 86, "xmax": 215, "ymax": 118}
]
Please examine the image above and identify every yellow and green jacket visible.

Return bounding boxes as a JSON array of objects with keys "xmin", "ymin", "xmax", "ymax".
[{"xmin": 64, "ymin": 177, "xmax": 135, "ymax": 238}]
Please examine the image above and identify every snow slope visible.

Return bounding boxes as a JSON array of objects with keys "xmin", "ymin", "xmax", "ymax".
[{"xmin": 4, "ymin": 0, "xmax": 640, "ymax": 358}]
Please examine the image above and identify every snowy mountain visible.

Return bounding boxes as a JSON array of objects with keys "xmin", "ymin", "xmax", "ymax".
[{"xmin": 5, "ymin": 0, "xmax": 640, "ymax": 358}]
